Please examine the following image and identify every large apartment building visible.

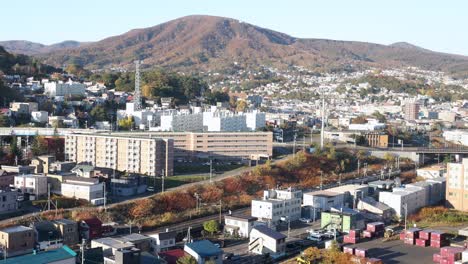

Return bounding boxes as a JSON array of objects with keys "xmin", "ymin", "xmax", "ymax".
[
  {"xmin": 113, "ymin": 131, "xmax": 273, "ymax": 161},
  {"xmin": 446, "ymin": 158, "xmax": 468, "ymax": 211},
  {"xmin": 65, "ymin": 134, "xmax": 174, "ymax": 176}
]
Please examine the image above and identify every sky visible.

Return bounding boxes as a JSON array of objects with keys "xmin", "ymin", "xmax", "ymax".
[{"xmin": 1, "ymin": 0, "xmax": 467, "ymax": 55}]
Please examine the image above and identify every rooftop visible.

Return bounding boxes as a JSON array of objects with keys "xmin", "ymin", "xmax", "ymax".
[
  {"xmin": 327, "ymin": 184, "xmax": 368, "ymax": 193},
  {"xmin": 252, "ymin": 225, "xmax": 286, "ymax": 240},
  {"xmin": 185, "ymin": 240, "xmax": 222, "ymax": 257},
  {"xmin": 304, "ymin": 190, "xmax": 342, "ymax": 197},
  {"xmin": 1, "ymin": 225, "xmax": 32, "ymax": 233},
  {"xmin": 1, "ymin": 245, "xmax": 76, "ymax": 264},
  {"xmin": 225, "ymin": 214, "xmax": 257, "ymax": 222}
]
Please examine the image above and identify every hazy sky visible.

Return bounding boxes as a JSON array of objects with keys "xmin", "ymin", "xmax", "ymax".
[{"xmin": 1, "ymin": 0, "xmax": 467, "ymax": 55}]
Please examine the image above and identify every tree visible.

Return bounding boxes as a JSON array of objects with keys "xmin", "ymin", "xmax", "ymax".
[
  {"xmin": 236, "ymin": 100, "xmax": 247, "ymax": 112},
  {"xmin": 90, "ymin": 105, "xmax": 108, "ymax": 122},
  {"xmin": 0, "ymin": 113, "xmax": 10, "ymax": 127},
  {"xmin": 118, "ymin": 116, "xmax": 134, "ymax": 130},
  {"xmin": 31, "ymin": 135, "xmax": 48, "ymax": 156},
  {"xmin": 176, "ymin": 255, "xmax": 197, "ymax": 264},
  {"xmin": 383, "ymin": 153, "xmax": 396, "ymax": 163},
  {"xmin": 130, "ymin": 199, "xmax": 156, "ymax": 220},
  {"xmin": 203, "ymin": 220, "xmax": 219, "ymax": 235},
  {"xmin": 302, "ymin": 247, "xmax": 322, "ymax": 263}
]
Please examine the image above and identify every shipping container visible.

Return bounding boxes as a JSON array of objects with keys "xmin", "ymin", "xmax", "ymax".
[
  {"xmin": 363, "ymin": 230, "xmax": 373, "ymax": 238},
  {"xmin": 415, "ymin": 238, "xmax": 429, "ymax": 247},
  {"xmin": 366, "ymin": 258, "xmax": 383, "ymax": 264},
  {"xmin": 431, "ymin": 231, "xmax": 447, "ymax": 241},
  {"xmin": 431, "ymin": 240, "xmax": 450, "ymax": 248},
  {"xmin": 400, "ymin": 232, "xmax": 405, "ymax": 240},
  {"xmin": 366, "ymin": 222, "xmax": 384, "ymax": 232},
  {"xmin": 419, "ymin": 229, "xmax": 433, "ymax": 240},
  {"xmin": 355, "ymin": 248, "xmax": 367, "ymax": 258},
  {"xmin": 433, "ymin": 253, "xmax": 441, "ymax": 262},
  {"xmin": 343, "ymin": 246, "xmax": 355, "ymax": 255},
  {"xmin": 344, "ymin": 235, "xmax": 359, "ymax": 244},
  {"xmin": 349, "ymin": 229, "xmax": 361, "ymax": 238},
  {"xmin": 404, "ymin": 237, "xmax": 415, "ymax": 245}
]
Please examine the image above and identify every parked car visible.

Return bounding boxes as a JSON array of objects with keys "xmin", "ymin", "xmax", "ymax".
[
  {"xmin": 146, "ymin": 186, "xmax": 155, "ymax": 192},
  {"xmin": 299, "ymin": 218, "xmax": 312, "ymax": 223}
]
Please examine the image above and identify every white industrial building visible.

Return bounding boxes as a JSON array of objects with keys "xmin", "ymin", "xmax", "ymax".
[
  {"xmin": 245, "ymin": 110, "xmax": 266, "ymax": 131},
  {"xmin": 251, "ymin": 188, "xmax": 302, "ymax": 226},
  {"xmin": 31, "ymin": 111, "xmax": 49, "ymax": 123},
  {"xmin": 60, "ymin": 177, "xmax": 104, "ymax": 205},
  {"xmin": 378, "ymin": 177, "xmax": 446, "ymax": 217},
  {"xmin": 160, "ymin": 113, "xmax": 204, "ymax": 132},
  {"xmin": 443, "ymin": 130, "xmax": 468, "ymax": 146},
  {"xmin": 416, "ymin": 165, "xmax": 446, "ymax": 179},
  {"xmin": 14, "ymin": 174, "xmax": 48, "ymax": 198},
  {"xmin": 203, "ymin": 111, "xmax": 247, "ymax": 132},
  {"xmin": 44, "ymin": 80, "xmax": 86, "ymax": 97},
  {"xmin": 303, "ymin": 190, "xmax": 345, "ymax": 218}
]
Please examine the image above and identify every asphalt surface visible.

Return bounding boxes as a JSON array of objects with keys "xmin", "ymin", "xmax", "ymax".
[{"xmin": 356, "ymin": 238, "xmax": 439, "ymax": 264}]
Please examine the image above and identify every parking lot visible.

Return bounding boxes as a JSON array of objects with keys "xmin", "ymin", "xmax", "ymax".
[{"xmin": 356, "ymin": 238, "xmax": 439, "ymax": 264}]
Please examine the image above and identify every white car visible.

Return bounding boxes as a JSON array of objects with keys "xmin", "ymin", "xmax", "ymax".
[{"xmin": 299, "ymin": 218, "xmax": 312, "ymax": 223}]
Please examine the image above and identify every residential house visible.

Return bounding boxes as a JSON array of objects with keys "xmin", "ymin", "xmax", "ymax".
[
  {"xmin": 251, "ymin": 188, "xmax": 302, "ymax": 226},
  {"xmin": 184, "ymin": 240, "xmax": 223, "ymax": 264},
  {"xmin": 224, "ymin": 215, "xmax": 257, "ymax": 238},
  {"xmin": 0, "ymin": 245, "xmax": 76, "ymax": 264},
  {"xmin": 148, "ymin": 230, "xmax": 176, "ymax": 253},
  {"xmin": 61, "ymin": 177, "xmax": 104, "ymax": 205},
  {"xmin": 248, "ymin": 225, "xmax": 286, "ymax": 257},
  {"xmin": 0, "ymin": 190, "xmax": 18, "ymax": 214},
  {"xmin": 0, "ymin": 226, "xmax": 35, "ymax": 257},
  {"xmin": 31, "ymin": 221, "xmax": 63, "ymax": 251},
  {"xmin": 0, "ymin": 170, "xmax": 14, "ymax": 189},
  {"xmin": 80, "ymin": 218, "xmax": 102, "ymax": 240},
  {"xmin": 53, "ymin": 219, "xmax": 79, "ymax": 246},
  {"xmin": 14, "ymin": 174, "xmax": 48, "ymax": 199},
  {"xmin": 71, "ymin": 164, "xmax": 95, "ymax": 178},
  {"xmin": 303, "ymin": 190, "xmax": 345, "ymax": 219}
]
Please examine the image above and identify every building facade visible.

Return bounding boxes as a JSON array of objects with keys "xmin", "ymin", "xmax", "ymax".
[
  {"xmin": 65, "ymin": 134, "xmax": 174, "ymax": 177},
  {"xmin": 251, "ymin": 188, "xmax": 302, "ymax": 226},
  {"xmin": 115, "ymin": 131, "xmax": 273, "ymax": 161},
  {"xmin": 14, "ymin": 174, "xmax": 48, "ymax": 198},
  {"xmin": 404, "ymin": 102, "xmax": 420, "ymax": 121},
  {"xmin": 0, "ymin": 226, "xmax": 35, "ymax": 257},
  {"xmin": 61, "ymin": 177, "xmax": 105, "ymax": 205},
  {"xmin": 44, "ymin": 81, "xmax": 86, "ymax": 97},
  {"xmin": 446, "ymin": 159, "xmax": 468, "ymax": 211}
]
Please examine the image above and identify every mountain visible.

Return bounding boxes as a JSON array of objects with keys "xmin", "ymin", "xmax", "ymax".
[
  {"xmin": 0, "ymin": 40, "xmax": 85, "ymax": 55},
  {"xmin": 0, "ymin": 45, "xmax": 59, "ymax": 75},
  {"xmin": 5, "ymin": 15, "xmax": 468, "ymax": 76}
]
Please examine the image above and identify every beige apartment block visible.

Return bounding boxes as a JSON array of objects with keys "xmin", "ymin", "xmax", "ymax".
[
  {"xmin": 0, "ymin": 226, "xmax": 34, "ymax": 257},
  {"xmin": 446, "ymin": 158, "xmax": 468, "ymax": 211},
  {"xmin": 65, "ymin": 134, "xmax": 173, "ymax": 176},
  {"xmin": 114, "ymin": 131, "xmax": 273, "ymax": 161}
]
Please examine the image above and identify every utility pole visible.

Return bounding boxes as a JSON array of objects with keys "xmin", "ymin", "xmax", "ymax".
[
  {"xmin": 219, "ymin": 200, "xmax": 222, "ymax": 223},
  {"xmin": 320, "ymin": 97, "xmax": 325, "ymax": 149},
  {"xmin": 403, "ymin": 203, "xmax": 408, "ymax": 231},
  {"xmin": 161, "ymin": 169, "xmax": 165, "ymax": 193},
  {"xmin": 103, "ymin": 183, "xmax": 107, "ymax": 212},
  {"xmin": 80, "ymin": 239, "xmax": 86, "ymax": 264},
  {"xmin": 210, "ymin": 159, "xmax": 213, "ymax": 183},
  {"xmin": 320, "ymin": 171, "xmax": 323, "ymax": 190},
  {"xmin": 293, "ymin": 134, "xmax": 297, "ymax": 158},
  {"xmin": 47, "ymin": 183, "xmax": 51, "ymax": 211},
  {"xmin": 357, "ymin": 159, "xmax": 360, "ymax": 177}
]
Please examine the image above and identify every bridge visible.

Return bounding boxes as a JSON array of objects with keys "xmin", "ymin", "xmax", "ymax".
[{"xmin": 0, "ymin": 127, "xmax": 107, "ymax": 136}]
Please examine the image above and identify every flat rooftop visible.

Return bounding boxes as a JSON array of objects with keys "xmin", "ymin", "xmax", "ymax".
[
  {"xmin": 327, "ymin": 184, "xmax": 368, "ymax": 193},
  {"xmin": 1, "ymin": 225, "xmax": 32, "ymax": 233},
  {"xmin": 304, "ymin": 190, "xmax": 342, "ymax": 197}
]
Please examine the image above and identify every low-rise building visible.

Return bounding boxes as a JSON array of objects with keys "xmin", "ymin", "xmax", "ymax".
[
  {"xmin": 248, "ymin": 225, "xmax": 286, "ymax": 257},
  {"xmin": 417, "ymin": 165, "xmax": 446, "ymax": 179},
  {"xmin": 148, "ymin": 230, "xmax": 176, "ymax": 253},
  {"xmin": 53, "ymin": 219, "xmax": 79, "ymax": 246},
  {"xmin": 0, "ymin": 226, "xmax": 35, "ymax": 257},
  {"xmin": 224, "ymin": 215, "xmax": 257, "ymax": 238},
  {"xmin": 111, "ymin": 174, "xmax": 147, "ymax": 197},
  {"xmin": 61, "ymin": 177, "xmax": 105, "ymax": 205},
  {"xmin": 0, "ymin": 190, "xmax": 18, "ymax": 214},
  {"xmin": 0, "ymin": 245, "xmax": 76, "ymax": 264},
  {"xmin": 80, "ymin": 218, "xmax": 102, "ymax": 240},
  {"xmin": 251, "ymin": 188, "xmax": 302, "ymax": 226},
  {"xmin": 31, "ymin": 221, "xmax": 63, "ymax": 251},
  {"xmin": 446, "ymin": 159, "xmax": 468, "ymax": 211},
  {"xmin": 320, "ymin": 207, "xmax": 365, "ymax": 232},
  {"xmin": 14, "ymin": 174, "xmax": 48, "ymax": 198},
  {"xmin": 303, "ymin": 190, "xmax": 345, "ymax": 219},
  {"xmin": 184, "ymin": 240, "xmax": 223, "ymax": 264}
]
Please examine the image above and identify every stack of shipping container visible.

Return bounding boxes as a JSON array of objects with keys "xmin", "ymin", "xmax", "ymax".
[{"xmin": 344, "ymin": 229, "xmax": 361, "ymax": 244}]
